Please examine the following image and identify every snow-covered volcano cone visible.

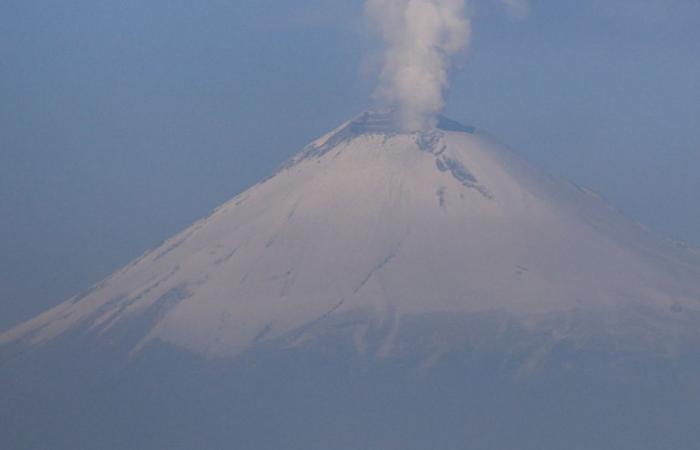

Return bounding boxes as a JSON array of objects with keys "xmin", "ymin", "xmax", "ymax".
[
  {"xmin": 4, "ymin": 110, "xmax": 699, "ymax": 358},
  {"xmin": 2, "ymin": 111, "xmax": 700, "ymax": 450}
]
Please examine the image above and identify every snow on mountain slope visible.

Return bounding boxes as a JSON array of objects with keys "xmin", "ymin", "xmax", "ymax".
[{"xmin": 3, "ymin": 110, "xmax": 700, "ymax": 358}]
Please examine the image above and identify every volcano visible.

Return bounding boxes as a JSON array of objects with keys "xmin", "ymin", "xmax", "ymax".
[{"xmin": 2, "ymin": 111, "xmax": 700, "ymax": 450}]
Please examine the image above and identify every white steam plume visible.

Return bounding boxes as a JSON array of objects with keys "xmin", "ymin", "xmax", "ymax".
[{"xmin": 365, "ymin": 0, "xmax": 472, "ymax": 131}]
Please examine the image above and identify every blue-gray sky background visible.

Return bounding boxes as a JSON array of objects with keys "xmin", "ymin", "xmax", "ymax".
[{"xmin": 1, "ymin": 0, "xmax": 699, "ymax": 330}]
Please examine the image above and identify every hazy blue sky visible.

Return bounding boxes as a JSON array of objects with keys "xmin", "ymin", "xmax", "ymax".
[{"xmin": 1, "ymin": 0, "xmax": 699, "ymax": 330}]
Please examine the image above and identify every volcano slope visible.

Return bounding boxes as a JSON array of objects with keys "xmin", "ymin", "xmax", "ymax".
[{"xmin": 2, "ymin": 111, "xmax": 700, "ymax": 450}]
